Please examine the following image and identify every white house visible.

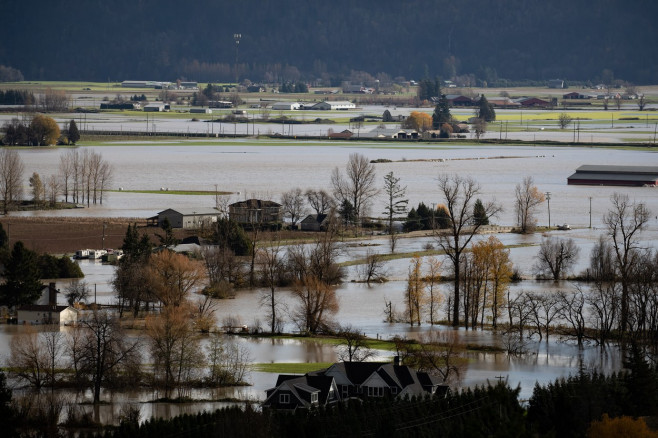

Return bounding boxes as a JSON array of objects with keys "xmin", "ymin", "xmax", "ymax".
[
  {"xmin": 271, "ymin": 102, "xmax": 301, "ymax": 110},
  {"xmin": 17, "ymin": 305, "xmax": 78, "ymax": 325},
  {"xmin": 311, "ymin": 101, "xmax": 356, "ymax": 110}
]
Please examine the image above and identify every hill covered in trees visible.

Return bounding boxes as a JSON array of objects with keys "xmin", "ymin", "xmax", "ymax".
[{"xmin": 1, "ymin": 0, "xmax": 657, "ymax": 85}]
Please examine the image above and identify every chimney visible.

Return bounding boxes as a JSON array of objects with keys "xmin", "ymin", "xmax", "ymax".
[
  {"xmin": 49, "ymin": 282, "xmax": 57, "ymax": 307},
  {"xmin": 394, "ymin": 355, "xmax": 400, "ymax": 366}
]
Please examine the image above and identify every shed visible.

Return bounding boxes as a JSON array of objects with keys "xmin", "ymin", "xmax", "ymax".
[
  {"xmin": 190, "ymin": 108, "xmax": 212, "ymax": 114},
  {"xmin": 157, "ymin": 208, "xmax": 219, "ymax": 229},
  {"xmin": 567, "ymin": 165, "xmax": 658, "ymax": 187}
]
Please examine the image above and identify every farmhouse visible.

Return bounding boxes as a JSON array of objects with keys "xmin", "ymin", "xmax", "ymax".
[
  {"xmin": 17, "ymin": 282, "xmax": 78, "ymax": 325},
  {"xmin": 271, "ymin": 102, "xmax": 301, "ymax": 110},
  {"xmin": 156, "ymin": 208, "xmax": 219, "ymax": 229},
  {"xmin": 229, "ymin": 199, "xmax": 283, "ymax": 227},
  {"xmin": 311, "ymin": 100, "xmax": 356, "ymax": 110},
  {"xmin": 263, "ymin": 359, "xmax": 447, "ymax": 411},
  {"xmin": 567, "ymin": 165, "xmax": 658, "ymax": 187}
]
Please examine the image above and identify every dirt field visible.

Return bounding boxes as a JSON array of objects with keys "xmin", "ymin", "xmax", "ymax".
[
  {"xmin": 0, "ymin": 217, "xmax": 188, "ymax": 255},
  {"xmin": 0, "ymin": 217, "xmax": 325, "ymax": 255}
]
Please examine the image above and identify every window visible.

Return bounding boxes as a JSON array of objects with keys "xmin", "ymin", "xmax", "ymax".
[
  {"xmin": 311, "ymin": 392, "xmax": 318, "ymax": 403},
  {"xmin": 391, "ymin": 387, "xmax": 398, "ymax": 395},
  {"xmin": 367, "ymin": 386, "xmax": 384, "ymax": 397},
  {"xmin": 279, "ymin": 393, "xmax": 290, "ymax": 404},
  {"xmin": 341, "ymin": 385, "xmax": 349, "ymax": 398}
]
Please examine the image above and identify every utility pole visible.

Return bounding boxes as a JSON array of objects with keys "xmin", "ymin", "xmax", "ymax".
[
  {"xmin": 234, "ymin": 33, "xmax": 242, "ymax": 87},
  {"xmin": 588, "ymin": 197, "xmax": 592, "ymax": 229},
  {"xmin": 545, "ymin": 192, "xmax": 551, "ymax": 229}
]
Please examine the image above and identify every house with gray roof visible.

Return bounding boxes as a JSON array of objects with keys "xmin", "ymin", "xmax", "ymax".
[{"xmin": 263, "ymin": 358, "xmax": 447, "ymax": 411}]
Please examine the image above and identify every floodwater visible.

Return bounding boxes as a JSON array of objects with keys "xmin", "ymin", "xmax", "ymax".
[{"xmin": 2, "ymin": 141, "xmax": 657, "ymax": 423}]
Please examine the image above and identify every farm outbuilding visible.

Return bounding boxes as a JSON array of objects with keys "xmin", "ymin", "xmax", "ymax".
[
  {"xmin": 156, "ymin": 208, "xmax": 219, "ymax": 229},
  {"xmin": 144, "ymin": 103, "xmax": 171, "ymax": 112},
  {"xmin": 271, "ymin": 102, "xmax": 301, "ymax": 110},
  {"xmin": 17, "ymin": 305, "xmax": 78, "ymax": 326},
  {"xmin": 311, "ymin": 101, "xmax": 356, "ymax": 110},
  {"xmin": 567, "ymin": 165, "xmax": 658, "ymax": 187}
]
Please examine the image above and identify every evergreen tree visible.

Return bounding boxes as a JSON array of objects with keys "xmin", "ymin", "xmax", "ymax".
[
  {"xmin": 477, "ymin": 95, "xmax": 496, "ymax": 122},
  {"xmin": 339, "ymin": 199, "xmax": 356, "ymax": 226},
  {"xmin": 157, "ymin": 217, "xmax": 179, "ymax": 247},
  {"xmin": 121, "ymin": 223, "xmax": 152, "ymax": 262},
  {"xmin": 0, "ymin": 241, "xmax": 43, "ymax": 308},
  {"xmin": 473, "ymin": 198, "xmax": 489, "ymax": 225},
  {"xmin": 432, "ymin": 94, "xmax": 451, "ymax": 128},
  {"xmin": 382, "ymin": 109, "xmax": 393, "ymax": 122},
  {"xmin": 68, "ymin": 119, "xmax": 80, "ymax": 144},
  {"xmin": 213, "ymin": 218, "xmax": 251, "ymax": 256}
]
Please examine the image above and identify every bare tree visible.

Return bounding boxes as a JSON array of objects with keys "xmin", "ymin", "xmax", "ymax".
[
  {"xmin": 435, "ymin": 174, "xmax": 502, "ymax": 327},
  {"xmin": 405, "ymin": 330, "xmax": 467, "ymax": 384},
  {"xmin": 206, "ymin": 333, "xmax": 251, "ymax": 385},
  {"xmin": 382, "ymin": 171, "xmax": 408, "ymax": 252},
  {"xmin": 586, "ymin": 282, "xmax": 620, "ymax": 345},
  {"xmin": 257, "ymin": 239, "xmax": 287, "ymax": 333},
  {"xmin": 202, "ymin": 246, "xmax": 246, "ymax": 293},
  {"xmin": 556, "ymin": 288, "xmax": 587, "ymax": 346},
  {"xmin": 525, "ymin": 292, "xmax": 560, "ymax": 342},
  {"xmin": 472, "ymin": 117, "xmax": 486, "ymax": 140},
  {"xmin": 425, "ymin": 257, "xmax": 442, "ymax": 325},
  {"xmin": 281, "ymin": 187, "xmax": 306, "ymax": 228},
  {"xmin": 337, "ymin": 325, "xmax": 375, "ymax": 362},
  {"xmin": 291, "ymin": 276, "xmax": 339, "ymax": 334},
  {"xmin": 8, "ymin": 327, "xmax": 52, "ymax": 388},
  {"xmin": 65, "ymin": 280, "xmax": 90, "ymax": 305},
  {"xmin": 0, "ymin": 148, "xmax": 24, "ymax": 213},
  {"xmin": 514, "ymin": 176, "xmax": 545, "ymax": 233},
  {"xmin": 305, "ymin": 189, "xmax": 333, "ymax": 215},
  {"xmin": 45, "ymin": 174, "xmax": 60, "ymax": 206},
  {"xmin": 357, "ymin": 249, "xmax": 387, "ymax": 284},
  {"xmin": 77, "ymin": 310, "xmax": 141, "ymax": 403},
  {"xmin": 28, "ymin": 172, "xmax": 45, "ymax": 207},
  {"xmin": 604, "ymin": 193, "xmax": 650, "ymax": 334},
  {"xmin": 534, "ymin": 237, "xmax": 580, "ymax": 280},
  {"xmin": 147, "ymin": 305, "xmax": 204, "ymax": 398},
  {"xmin": 331, "ymin": 153, "xmax": 378, "ymax": 229},
  {"xmin": 637, "ymin": 94, "xmax": 646, "ymax": 111}
]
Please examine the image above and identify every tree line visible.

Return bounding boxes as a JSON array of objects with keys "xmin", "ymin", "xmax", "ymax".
[{"xmin": 0, "ymin": 146, "xmax": 110, "ymax": 213}]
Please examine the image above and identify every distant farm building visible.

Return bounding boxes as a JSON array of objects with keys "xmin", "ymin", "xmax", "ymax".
[
  {"xmin": 271, "ymin": 102, "xmax": 301, "ymax": 110},
  {"xmin": 300, "ymin": 214, "xmax": 331, "ymax": 231},
  {"xmin": 121, "ymin": 80, "xmax": 171, "ymax": 89},
  {"xmin": 143, "ymin": 103, "xmax": 171, "ymax": 112},
  {"xmin": 179, "ymin": 81, "xmax": 198, "ymax": 89},
  {"xmin": 548, "ymin": 79, "xmax": 565, "ymax": 89},
  {"xmin": 567, "ymin": 165, "xmax": 658, "ymax": 187},
  {"xmin": 443, "ymin": 94, "xmax": 475, "ymax": 107},
  {"xmin": 209, "ymin": 101, "xmax": 234, "ymax": 108},
  {"xmin": 563, "ymin": 92, "xmax": 592, "ymax": 99},
  {"xmin": 312, "ymin": 101, "xmax": 356, "ymax": 110},
  {"xmin": 515, "ymin": 97, "xmax": 552, "ymax": 108},
  {"xmin": 17, "ymin": 282, "xmax": 78, "ymax": 325},
  {"xmin": 328, "ymin": 130, "xmax": 354, "ymax": 139},
  {"xmin": 100, "ymin": 102, "xmax": 141, "ymax": 110},
  {"xmin": 155, "ymin": 208, "xmax": 219, "ymax": 229},
  {"xmin": 190, "ymin": 108, "xmax": 212, "ymax": 114}
]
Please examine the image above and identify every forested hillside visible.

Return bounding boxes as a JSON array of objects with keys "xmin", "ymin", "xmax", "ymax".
[{"xmin": 1, "ymin": 0, "xmax": 656, "ymax": 84}]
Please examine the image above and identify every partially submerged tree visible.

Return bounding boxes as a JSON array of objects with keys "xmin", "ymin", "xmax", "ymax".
[
  {"xmin": 291, "ymin": 275, "xmax": 339, "ymax": 334},
  {"xmin": 514, "ymin": 176, "xmax": 545, "ymax": 233},
  {"xmin": 604, "ymin": 193, "xmax": 650, "ymax": 335},
  {"xmin": 534, "ymin": 237, "xmax": 580, "ymax": 280},
  {"xmin": 331, "ymin": 153, "xmax": 378, "ymax": 230},
  {"xmin": 0, "ymin": 148, "xmax": 24, "ymax": 213},
  {"xmin": 336, "ymin": 325, "xmax": 375, "ymax": 362},
  {"xmin": 281, "ymin": 187, "xmax": 306, "ymax": 228},
  {"xmin": 382, "ymin": 171, "xmax": 408, "ymax": 252},
  {"xmin": 436, "ymin": 174, "xmax": 502, "ymax": 327}
]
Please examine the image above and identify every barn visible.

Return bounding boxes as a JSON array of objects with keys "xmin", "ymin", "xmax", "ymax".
[
  {"xmin": 156, "ymin": 208, "xmax": 220, "ymax": 229},
  {"xmin": 567, "ymin": 165, "xmax": 658, "ymax": 187}
]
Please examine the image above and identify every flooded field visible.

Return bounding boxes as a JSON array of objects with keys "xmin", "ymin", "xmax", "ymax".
[{"xmin": 1, "ymin": 141, "xmax": 656, "ymax": 422}]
